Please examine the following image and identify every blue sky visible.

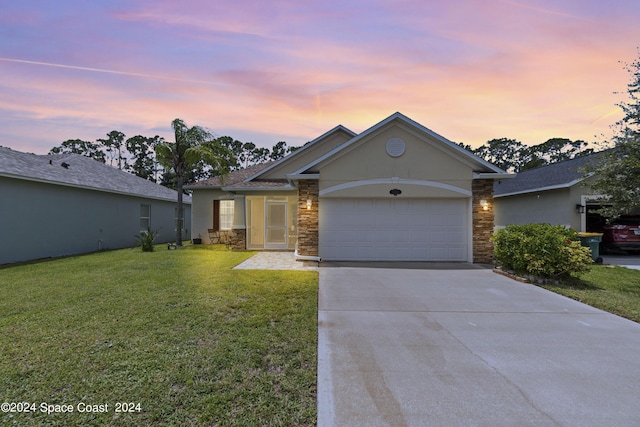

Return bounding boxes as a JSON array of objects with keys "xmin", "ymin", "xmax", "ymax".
[{"xmin": 2, "ymin": 0, "xmax": 640, "ymax": 154}]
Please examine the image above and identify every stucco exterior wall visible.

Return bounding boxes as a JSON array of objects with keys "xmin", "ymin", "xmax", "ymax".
[
  {"xmin": 318, "ymin": 124, "xmax": 474, "ymax": 198},
  {"xmin": 190, "ymin": 188, "xmax": 234, "ymax": 243},
  {"xmin": 1, "ymin": 177, "xmax": 189, "ymax": 264},
  {"xmin": 259, "ymin": 129, "xmax": 354, "ymax": 180},
  {"xmin": 494, "ymin": 188, "xmax": 574, "ymax": 229}
]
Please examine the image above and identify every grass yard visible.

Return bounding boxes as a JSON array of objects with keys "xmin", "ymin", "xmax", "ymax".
[
  {"xmin": 0, "ymin": 245, "xmax": 318, "ymax": 426},
  {"xmin": 541, "ymin": 265, "xmax": 640, "ymax": 323}
]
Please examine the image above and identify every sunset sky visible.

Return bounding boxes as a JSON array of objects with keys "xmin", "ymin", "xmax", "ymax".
[{"xmin": 2, "ymin": 0, "xmax": 640, "ymax": 155}]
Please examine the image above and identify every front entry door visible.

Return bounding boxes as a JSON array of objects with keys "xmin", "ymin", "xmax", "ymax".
[{"xmin": 265, "ymin": 201, "xmax": 288, "ymax": 249}]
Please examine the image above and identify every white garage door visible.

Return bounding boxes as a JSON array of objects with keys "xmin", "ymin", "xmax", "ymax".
[{"xmin": 319, "ymin": 198, "xmax": 469, "ymax": 261}]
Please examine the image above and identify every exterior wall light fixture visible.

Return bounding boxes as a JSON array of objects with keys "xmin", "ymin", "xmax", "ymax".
[
  {"xmin": 576, "ymin": 204, "xmax": 585, "ymax": 214},
  {"xmin": 306, "ymin": 198, "xmax": 312, "ymax": 210},
  {"xmin": 480, "ymin": 199, "xmax": 489, "ymax": 211}
]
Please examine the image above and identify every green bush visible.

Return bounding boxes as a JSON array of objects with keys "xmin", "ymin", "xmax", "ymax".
[
  {"xmin": 492, "ymin": 224, "xmax": 592, "ymax": 277},
  {"xmin": 135, "ymin": 228, "xmax": 158, "ymax": 252}
]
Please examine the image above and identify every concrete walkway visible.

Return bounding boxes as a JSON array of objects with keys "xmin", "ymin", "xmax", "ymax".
[
  {"xmin": 318, "ymin": 267, "xmax": 640, "ymax": 426},
  {"xmin": 233, "ymin": 251, "xmax": 318, "ymax": 271}
]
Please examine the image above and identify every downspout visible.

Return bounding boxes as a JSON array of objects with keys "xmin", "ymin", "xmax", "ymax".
[{"xmin": 295, "ymin": 242, "xmax": 321, "ymax": 262}]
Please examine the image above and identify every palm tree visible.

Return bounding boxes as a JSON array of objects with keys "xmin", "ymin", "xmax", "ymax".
[{"xmin": 155, "ymin": 118, "xmax": 231, "ymax": 246}]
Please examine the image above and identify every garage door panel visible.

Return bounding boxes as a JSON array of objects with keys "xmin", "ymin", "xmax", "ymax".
[
  {"xmin": 447, "ymin": 229, "xmax": 466, "ymax": 242},
  {"xmin": 319, "ymin": 198, "xmax": 469, "ymax": 261}
]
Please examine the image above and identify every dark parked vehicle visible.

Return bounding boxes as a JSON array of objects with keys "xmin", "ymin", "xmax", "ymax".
[{"xmin": 602, "ymin": 217, "xmax": 640, "ymax": 253}]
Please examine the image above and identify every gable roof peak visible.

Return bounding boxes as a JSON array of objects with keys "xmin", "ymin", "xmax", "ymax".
[
  {"xmin": 243, "ymin": 123, "xmax": 357, "ymax": 182},
  {"xmin": 291, "ymin": 111, "xmax": 508, "ymax": 176}
]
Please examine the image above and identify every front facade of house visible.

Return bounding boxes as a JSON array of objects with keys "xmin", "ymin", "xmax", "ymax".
[
  {"xmin": 188, "ymin": 113, "xmax": 512, "ymax": 263},
  {"xmin": 0, "ymin": 147, "xmax": 190, "ymax": 264}
]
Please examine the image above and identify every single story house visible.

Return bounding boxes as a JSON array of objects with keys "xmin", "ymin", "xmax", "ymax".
[
  {"xmin": 0, "ymin": 146, "xmax": 190, "ymax": 264},
  {"xmin": 494, "ymin": 152, "xmax": 607, "ymax": 232},
  {"xmin": 188, "ymin": 112, "xmax": 512, "ymax": 263}
]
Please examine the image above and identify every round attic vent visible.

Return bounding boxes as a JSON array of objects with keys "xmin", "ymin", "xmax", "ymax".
[{"xmin": 386, "ymin": 138, "xmax": 405, "ymax": 157}]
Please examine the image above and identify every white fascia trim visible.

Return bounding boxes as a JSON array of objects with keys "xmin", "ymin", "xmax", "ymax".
[
  {"xmin": 286, "ymin": 174, "xmax": 320, "ymax": 180},
  {"xmin": 493, "ymin": 178, "xmax": 586, "ymax": 198},
  {"xmin": 292, "ymin": 112, "xmax": 508, "ymax": 175},
  {"xmin": 290, "ymin": 113, "xmax": 408, "ymax": 175},
  {"xmin": 184, "ymin": 185, "xmax": 219, "ymax": 190},
  {"xmin": 243, "ymin": 125, "xmax": 356, "ymax": 182},
  {"xmin": 220, "ymin": 185, "xmax": 295, "ymax": 192},
  {"xmin": 473, "ymin": 172, "xmax": 517, "ymax": 180},
  {"xmin": 319, "ymin": 178, "xmax": 472, "ymax": 197},
  {"xmin": 395, "ymin": 114, "xmax": 507, "ymax": 174},
  {"xmin": 286, "ymin": 173, "xmax": 320, "ymax": 188}
]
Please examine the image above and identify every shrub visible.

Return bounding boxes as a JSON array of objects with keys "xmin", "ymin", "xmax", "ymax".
[
  {"xmin": 135, "ymin": 228, "xmax": 158, "ymax": 252},
  {"xmin": 492, "ymin": 224, "xmax": 592, "ymax": 277}
]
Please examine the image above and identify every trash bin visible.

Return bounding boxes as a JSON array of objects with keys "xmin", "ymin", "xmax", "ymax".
[{"xmin": 577, "ymin": 232, "xmax": 603, "ymax": 263}]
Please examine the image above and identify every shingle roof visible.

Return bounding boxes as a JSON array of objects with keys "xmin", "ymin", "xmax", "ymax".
[
  {"xmin": 225, "ymin": 179, "xmax": 291, "ymax": 189},
  {"xmin": 494, "ymin": 151, "xmax": 607, "ymax": 197},
  {"xmin": 185, "ymin": 162, "xmax": 277, "ymax": 188},
  {"xmin": 0, "ymin": 146, "xmax": 189, "ymax": 203}
]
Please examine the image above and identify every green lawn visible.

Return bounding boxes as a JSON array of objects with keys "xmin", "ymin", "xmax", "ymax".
[
  {"xmin": 0, "ymin": 245, "xmax": 318, "ymax": 426},
  {"xmin": 541, "ymin": 265, "xmax": 640, "ymax": 323}
]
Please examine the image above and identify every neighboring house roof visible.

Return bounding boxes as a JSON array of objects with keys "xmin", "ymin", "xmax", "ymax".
[
  {"xmin": 290, "ymin": 112, "xmax": 510, "ymax": 177},
  {"xmin": 0, "ymin": 146, "xmax": 189, "ymax": 203},
  {"xmin": 493, "ymin": 151, "xmax": 607, "ymax": 198}
]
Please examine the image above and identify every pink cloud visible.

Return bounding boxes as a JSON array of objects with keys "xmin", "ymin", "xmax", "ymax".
[
  {"xmin": 2, "ymin": 0, "xmax": 640, "ymax": 155},
  {"xmin": 499, "ymin": 0, "xmax": 594, "ymax": 21}
]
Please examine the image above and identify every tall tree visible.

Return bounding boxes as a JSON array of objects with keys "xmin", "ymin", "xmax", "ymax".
[
  {"xmin": 269, "ymin": 141, "xmax": 293, "ymax": 161},
  {"xmin": 473, "ymin": 137, "xmax": 596, "ymax": 172},
  {"xmin": 519, "ymin": 138, "xmax": 593, "ymax": 171},
  {"xmin": 250, "ymin": 147, "xmax": 271, "ymax": 165},
  {"xmin": 155, "ymin": 119, "xmax": 233, "ymax": 246},
  {"xmin": 126, "ymin": 135, "xmax": 163, "ymax": 182},
  {"xmin": 456, "ymin": 142, "xmax": 474, "ymax": 152},
  {"xmin": 49, "ymin": 139, "xmax": 106, "ymax": 163},
  {"xmin": 98, "ymin": 130, "xmax": 127, "ymax": 169},
  {"xmin": 473, "ymin": 138, "xmax": 524, "ymax": 172},
  {"xmin": 586, "ymin": 54, "xmax": 640, "ymax": 219},
  {"xmin": 215, "ymin": 137, "xmax": 261, "ymax": 170},
  {"xmin": 214, "ymin": 136, "xmax": 242, "ymax": 170}
]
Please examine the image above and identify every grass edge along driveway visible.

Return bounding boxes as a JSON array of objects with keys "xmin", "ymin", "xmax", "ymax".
[
  {"xmin": 0, "ymin": 245, "xmax": 318, "ymax": 426},
  {"xmin": 541, "ymin": 264, "xmax": 640, "ymax": 324}
]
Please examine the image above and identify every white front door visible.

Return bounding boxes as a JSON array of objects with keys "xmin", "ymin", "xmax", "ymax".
[{"xmin": 265, "ymin": 201, "xmax": 288, "ymax": 249}]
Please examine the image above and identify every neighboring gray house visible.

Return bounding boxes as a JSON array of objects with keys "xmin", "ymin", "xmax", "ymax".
[
  {"xmin": 0, "ymin": 146, "xmax": 190, "ymax": 265},
  {"xmin": 494, "ymin": 152, "xmax": 607, "ymax": 232}
]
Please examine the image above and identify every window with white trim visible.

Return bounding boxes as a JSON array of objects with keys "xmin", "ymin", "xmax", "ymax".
[
  {"xmin": 140, "ymin": 204, "xmax": 151, "ymax": 231},
  {"xmin": 220, "ymin": 200, "xmax": 234, "ymax": 230}
]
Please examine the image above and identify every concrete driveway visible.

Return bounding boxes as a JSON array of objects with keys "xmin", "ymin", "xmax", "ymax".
[
  {"xmin": 318, "ymin": 266, "xmax": 640, "ymax": 426},
  {"xmin": 602, "ymin": 254, "xmax": 640, "ymax": 270}
]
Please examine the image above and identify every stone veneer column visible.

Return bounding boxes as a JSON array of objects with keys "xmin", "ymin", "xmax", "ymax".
[
  {"xmin": 228, "ymin": 229, "xmax": 246, "ymax": 250},
  {"xmin": 472, "ymin": 179, "xmax": 495, "ymax": 264},
  {"xmin": 297, "ymin": 180, "xmax": 319, "ymax": 257}
]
